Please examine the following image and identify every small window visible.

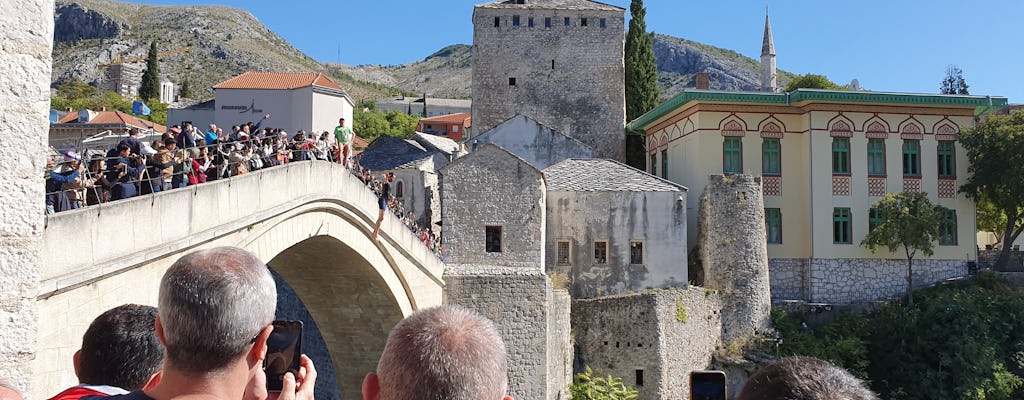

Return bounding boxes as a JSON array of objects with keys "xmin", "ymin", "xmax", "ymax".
[
  {"xmin": 940, "ymin": 210, "xmax": 958, "ymax": 245},
  {"xmin": 395, "ymin": 181, "xmax": 404, "ymax": 198},
  {"xmin": 512, "ymin": 15, "xmax": 520, "ymax": 26},
  {"xmin": 564, "ymin": 17, "xmax": 570, "ymax": 26},
  {"xmin": 867, "ymin": 138, "xmax": 886, "ymax": 176},
  {"xmin": 494, "ymin": 17, "xmax": 500, "ymax": 27},
  {"xmin": 452, "ymin": 125, "xmax": 459, "ymax": 133},
  {"xmin": 765, "ymin": 208, "xmax": 782, "ymax": 244},
  {"xmin": 630, "ymin": 241, "xmax": 643, "ymax": 264},
  {"xmin": 869, "ymin": 208, "xmax": 883, "ymax": 232},
  {"xmin": 650, "ymin": 153, "xmax": 658, "ymax": 176},
  {"xmin": 528, "ymin": 17, "xmax": 534, "ymax": 27},
  {"xmin": 762, "ymin": 138, "xmax": 781, "ymax": 175},
  {"xmin": 557, "ymin": 241, "xmax": 571, "ymax": 265},
  {"xmin": 509, "ymin": 77, "xmax": 516, "ymax": 86},
  {"xmin": 833, "ymin": 208, "xmax": 851, "ymax": 244},
  {"xmin": 581, "ymin": 17, "xmax": 588, "ymax": 27},
  {"xmin": 938, "ymin": 140, "xmax": 956, "ymax": 177},
  {"xmin": 832, "ymin": 137, "xmax": 850, "ymax": 174},
  {"xmin": 635, "ymin": 370, "xmax": 644, "ymax": 387},
  {"xmin": 545, "ymin": 17, "xmax": 551, "ymax": 28},
  {"xmin": 660, "ymin": 149, "xmax": 668, "ymax": 179},
  {"xmin": 486, "ymin": 226, "xmax": 502, "ymax": 253},
  {"xmin": 723, "ymin": 137, "xmax": 743, "ymax": 174},
  {"xmin": 551, "ymin": 59, "xmax": 555, "ymax": 70},
  {"xmin": 903, "ymin": 139, "xmax": 921, "ymax": 176},
  {"xmin": 594, "ymin": 241, "xmax": 607, "ymax": 264},
  {"xmin": 600, "ymin": 18, "xmax": 606, "ymax": 28}
]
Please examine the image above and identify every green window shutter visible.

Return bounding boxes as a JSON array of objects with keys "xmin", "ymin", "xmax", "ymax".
[
  {"xmin": 903, "ymin": 139, "xmax": 921, "ymax": 176},
  {"xmin": 867, "ymin": 138, "xmax": 886, "ymax": 176},
  {"xmin": 723, "ymin": 137, "xmax": 743, "ymax": 174},
  {"xmin": 833, "ymin": 208, "xmax": 851, "ymax": 244},
  {"xmin": 832, "ymin": 138, "xmax": 850, "ymax": 174},
  {"xmin": 937, "ymin": 140, "xmax": 956, "ymax": 177},
  {"xmin": 762, "ymin": 138, "xmax": 781, "ymax": 175},
  {"xmin": 765, "ymin": 208, "xmax": 782, "ymax": 244}
]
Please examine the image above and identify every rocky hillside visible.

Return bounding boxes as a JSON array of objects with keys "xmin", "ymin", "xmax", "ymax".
[{"xmin": 53, "ymin": 0, "xmax": 795, "ymax": 103}]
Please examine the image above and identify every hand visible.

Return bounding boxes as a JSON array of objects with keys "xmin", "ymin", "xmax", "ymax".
[{"xmin": 268, "ymin": 355, "xmax": 316, "ymax": 400}]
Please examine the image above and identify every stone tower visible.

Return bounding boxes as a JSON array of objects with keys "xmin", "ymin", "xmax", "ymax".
[
  {"xmin": 470, "ymin": 0, "xmax": 626, "ymax": 161},
  {"xmin": 760, "ymin": 9, "xmax": 777, "ymax": 93},
  {"xmin": 698, "ymin": 175, "xmax": 771, "ymax": 341}
]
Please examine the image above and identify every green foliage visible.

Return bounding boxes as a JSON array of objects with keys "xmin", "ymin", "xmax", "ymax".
[
  {"xmin": 357, "ymin": 99, "xmax": 376, "ymax": 111},
  {"xmin": 51, "ymin": 91, "xmax": 133, "ymax": 115},
  {"xmin": 54, "ymin": 77, "xmax": 98, "ymax": 99},
  {"xmin": 624, "ymin": 0, "xmax": 660, "ymax": 169},
  {"xmin": 978, "ymin": 195, "xmax": 1009, "ymax": 247},
  {"xmin": 940, "ymin": 64, "xmax": 970, "ymax": 95},
  {"xmin": 178, "ymin": 78, "xmax": 192, "ymax": 99},
  {"xmin": 569, "ymin": 366, "xmax": 639, "ymax": 400},
  {"xmin": 421, "ymin": 93, "xmax": 427, "ymax": 117},
  {"xmin": 675, "ymin": 298, "xmax": 688, "ymax": 322},
  {"xmin": 774, "ymin": 272, "xmax": 1024, "ymax": 400},
  {"xmin": 147, "ymin": 101, "xmax": 168, "ymax": 125},
  {"xmin": 783, "ymin": 73, "xmax": 842, "ymax": 92},
  {"xmin": 861, "ymin": 192, "xmax": 949, "ymax": 306},
  {"xmin": 353, "ymin": 109, "xmax": 420, "ymax": 141},
  {"xmin": 960, "ymin": 110, "xmax": 1024, "ymax": 269},
  {"xmin": 138, "ymin": 41, "xmax": 161, "ymax": 102}
]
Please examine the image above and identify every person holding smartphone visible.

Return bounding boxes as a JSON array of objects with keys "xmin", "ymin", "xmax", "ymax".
[{"xmin": 84, "ymin": 247, "xmax": 316, "ymax": 400}]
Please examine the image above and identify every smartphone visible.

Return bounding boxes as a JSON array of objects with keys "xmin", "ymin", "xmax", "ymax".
[
  {"xmin": 690, "ymin": 371, "xmax": 727, "ymax": 400},
  {"xmin": 263, "ymin": 320, "xmax": 303, "ymax": 392}
]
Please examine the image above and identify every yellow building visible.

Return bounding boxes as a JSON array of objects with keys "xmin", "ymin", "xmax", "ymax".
[{"xmin": 629, "ymin": 89, "xmax": 1008, "ymax": 304}]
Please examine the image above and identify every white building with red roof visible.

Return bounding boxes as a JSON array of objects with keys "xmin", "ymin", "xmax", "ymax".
[
  {"xmin": 169, "ymin": 71, "xmax": 354, "ymax": 135},
  {"xmin": 50, "ymin": 108, "xmax": 167, "ymax": 150}
]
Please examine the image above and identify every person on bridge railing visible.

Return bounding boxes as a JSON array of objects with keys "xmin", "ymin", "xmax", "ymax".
[
  {"xmin": 371, "ymin": 172, "xmax": 395, "ymax": 241},
  {"xmin": 88, "ymin": 247, "xmax": 316, "ymax": 400},
  {"xmin": 45, "ymin": 151, "xmax": 85, "ymax": 213},
  {"xmin": 334, "ymin": 117, "xmax": 354, "ymax": 169},
  {"xmin": 361, "ymin": 305, "xmax": 513, "ymax": 400},
  {"xmin": 48, "ymin": 304, "xmax": 164, "ymax": 400},
  {"xmin": 106, "ymin": 142, "xmax": 145, "ymax": 201},
  {"xmin": 86, "ymin": 155, "xmax": 118, "ymax": 206}
]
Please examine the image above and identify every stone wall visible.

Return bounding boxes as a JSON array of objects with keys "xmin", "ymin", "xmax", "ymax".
[
  {"xmin": 572, "ymin": 289, "xmax": 722, "ymax": 400},
  {"xmin": 469, "ymin": 114, "xmax": 594, "ymax": 170},
  {"xmin": 444, "ymin": 265, "xmax": 567, "ymax": 400},
  {"xmin": 768, "ymin": 258, "xmax": 807, "ymax": 301},
  {"xmin": 440, "ymin": 144, "xmax": 546, "ymax": 268},
  {"xmin": 808, "ymin": 258, "xmax": 968, "ymax": 304},
  {"xmin": 547, "ymin": 289, "xmax": 572, "ymax": 400},
  {"xmin": 471, "ymin": 5, "xmax": 626, "ymax": 161},
  {"xmin": 698, "ymin": 175, "xmax": 771, "ymax": 341},
  {"xmin": 1, "ymin": 0, "xmax": 52, "ymax": 394}
]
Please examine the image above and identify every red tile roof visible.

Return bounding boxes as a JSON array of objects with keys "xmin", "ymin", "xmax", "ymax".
[
  {"xmin": 55, "ymin": 110, "xmax": 167, "ymax": 133},
  {"xmin": 213, "ymin": 71, "xmax": 343, "ymax": 91},
  {"xmin": 419, "ymin": 113, "xmax": 471, "ymax": 124}
]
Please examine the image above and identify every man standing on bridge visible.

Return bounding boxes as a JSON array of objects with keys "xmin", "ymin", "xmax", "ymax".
[{"xmin": 334, "ymin": 117, "xmax": 354, "ymax": 169}]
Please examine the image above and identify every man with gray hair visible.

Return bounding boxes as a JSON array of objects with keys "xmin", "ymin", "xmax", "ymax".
[
  {"xmin": 361, "ymin": 305, "xmax": 513, "ymax": 400},
  {"xmin": 737, "ymin": 356, "xmax": 878, "ymax": 400},
  {"xmin": 92, "ymin": 246, "xmax": 315, "ymax": 400}
]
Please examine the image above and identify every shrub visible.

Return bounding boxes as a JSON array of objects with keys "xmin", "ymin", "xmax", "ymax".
[{"xmin": 569, "ymin": 366, "xmax": 639, "ymax": 400}]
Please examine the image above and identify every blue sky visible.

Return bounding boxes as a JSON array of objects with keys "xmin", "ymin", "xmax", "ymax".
[{"xmin": 135, "ymin": 0, "xmax": 1023, "ymax": 102}]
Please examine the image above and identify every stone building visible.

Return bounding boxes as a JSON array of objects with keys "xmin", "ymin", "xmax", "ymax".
[
  {"xmin": 356, "ymin": 132, "xmax": 461, "ymax": 229},
  {"xmin": 416, "ymin": 112, "xmax": 471, "ymax": 140},
  {"xmin": 629, "ymin": 88, "xmax": 1010, "ymax": 304},
  {"xmin": 50, "ymin": 108, "xmax": 167, "ymax": 150},
  {"xmin": 543, "ymin": 158, "xmax": 687, "ymax": 298},
  {"xmin": 470, "ymin": 0, "xmax": 626, "ymax": 161},
  {"xmin": 469, "ymin": 114, "xmax": 594, "ymax": 170},
  {"xmin": 376, "ymin": 96, "xmax": 472, "ymax": 117},
  {"xmin": 439, "ymin": 144, "xmax": 571, "ymax": 400}
]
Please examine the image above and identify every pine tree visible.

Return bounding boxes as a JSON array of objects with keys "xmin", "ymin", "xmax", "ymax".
[
  {"xmin": 179, "ymin": 78, "xmax": 191, "ymax": 99},
  {"xmin": 940, "ymin": 65, "xmax": 969, "ymax": 95},
  {"xmin": 138, "ymin": 41, "xmax": 160, "ymax": 101},
  {"xmin": 624, "ymin": 0, "xmax": 660, "ymax": 168}
]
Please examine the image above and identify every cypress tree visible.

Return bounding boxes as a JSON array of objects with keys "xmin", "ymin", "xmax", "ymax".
[
  {"xmin": 138, "ymin": 41, "xmax": 160, "ymax": 101},
  {"xmin": 179, "ymin": 78, "xmax": 191, "ymax": 99},
  {"xmin": 422, "ymin": 93, "xmax": 428, "ymax": 117},
  {"xmin": 624, "ymin": 0, "xmax": 660, "ymax": 168}
]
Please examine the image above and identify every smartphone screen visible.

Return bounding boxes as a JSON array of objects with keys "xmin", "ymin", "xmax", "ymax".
[
  {"xmin": 691, "ymin": 371, "xmax": 727, "ymax": 400},
  {"xmin": 264, "ymin": 320, "xmax": 303, "ymax": 392}
]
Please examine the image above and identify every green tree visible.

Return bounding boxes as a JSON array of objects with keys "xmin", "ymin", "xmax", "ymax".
[
  {"xmin": 421, "ymin": 93, "xmax": 427, "ymax": 117},
  {"xmin": 384, "ymin": 110, "xmax": 420, "ymax": 137},
  {"xmin": 977, "ymin": 195, "xmax": 1008, "ymax": 249},
  {"xmin": 624, "ymin": 0, "xmax": 660, "ymax": 169},
  {"xmin": 783, "ymin": 73, "xmax": 841, "ymax": 92},
  {"xmin": 861, "ymin": 192, "xmax": 950, "ymax": 307},
  {"xmin": 178, "ymin": 78, "xmax": 192, "ymax": 99},
  {"xmin": 138, "ymin": 41, "xmax": 160, "ymax": 101},
  {"xmin": 940, "ymin": 65, "xmax": 970, "ymax": 95},
  {"xmin": 55, "ymin": 77, "xmax": 98, "ymax": 99},
  {"xmin": 569, "ymin": 366, "xmax": 639, "ymax": 400},
  {"xmin": 959, "ymin": 110, "xmax": 1024, "ymax": 269}
]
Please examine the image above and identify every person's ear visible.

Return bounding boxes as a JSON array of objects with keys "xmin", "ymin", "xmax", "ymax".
[
  {"xmin": 361, "ymin": 373, "xmax": 380, "ymax": 400},
  {"xmin": 142, "ymin": 370, "xmax": 163, "ymax": 391},
  {"xmin": 154, "ymin": 317, "xmax": 167, "ymax": 346},
  {"xmin": 249, "ymin": 325, "xmax": 273, "ymax": 365},
  {"xmin": 73, "ymin": 349, "xmax": 82, "ymax": 379}
]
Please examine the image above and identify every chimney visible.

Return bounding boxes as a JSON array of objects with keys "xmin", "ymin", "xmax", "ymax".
[
  {"xmin": 696, "ymin": 73, "xmax": 710, "ymax": 90},
  {"xmin": 101, "ymin": 107, "xmax": 107, "ymax": 112}
]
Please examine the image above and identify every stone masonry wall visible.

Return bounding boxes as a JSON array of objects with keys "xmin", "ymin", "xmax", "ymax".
[
  {"xmin": 809, "ymin": 258, "xmax": 968, "ymax": 305},
  {"xmin": 698, "ymin": 175, "xmax": 771, "ymax": 341},
  {"xmin": 472, "ymin": 5, "xmax": 626, "ymax": 160},
  {"xmin": 768, "ymin": 258, "xmax": 807, "ymax": 301},
  {"xmin": 547, "ymin": 289, "xmax": 572, "ymax": 400},
  {"xmin": 572, "ymin": 289, "xmax": 722, "ymax": 400},
  {"xmin": 0, "ymin": 0, "xmax": 52, "ymax": 394},
  {"xmin": 441, "ymin": 145, "xmax": 546, "ymax": 268},
  {"xmin": 444, "ymin": 265, "xmax": 559, "ymax": 400}
]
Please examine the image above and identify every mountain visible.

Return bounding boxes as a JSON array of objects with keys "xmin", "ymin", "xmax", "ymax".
[{"xmin": 52, "ymin": 0, "xmax": 796, "ymax": 104}]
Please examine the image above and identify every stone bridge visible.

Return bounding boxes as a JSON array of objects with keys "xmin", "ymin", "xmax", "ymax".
[{"xmin": 34, "ymin": 161, "xmax": 445, "ymax": 400}]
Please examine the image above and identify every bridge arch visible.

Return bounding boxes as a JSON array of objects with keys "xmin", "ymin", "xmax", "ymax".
[{"xmin": 34, "ymin": 161, "xmax": 444, "ymax": 400}]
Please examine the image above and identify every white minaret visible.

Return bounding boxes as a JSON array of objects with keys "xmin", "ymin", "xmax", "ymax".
[{"xmin": 760, "ymin": 8, "xmax": 777, "ymax": 93}]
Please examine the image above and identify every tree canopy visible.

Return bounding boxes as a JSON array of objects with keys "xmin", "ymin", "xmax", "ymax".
[
  {"xmin": 624, "ymin": 0, "xmax": 660, "ymax": 169},
  {"xmin": 138, "ymin": 41, "xmax": 161, "ymax": 102},
  {"xmin": 783, "ymin": 73, "xmax": 843, "ymax": 92},
  {"xmin": 353, "ymin": 109, "xmax": 420, "ymax": 141},
  {"xmin": 959, "ymin": 110, "xmax": 1024, "ymax": 269},
  {"xmin": 940, "ymin": 65, "xmax": 970, "ymax": 95},
  {"xmin": 861, "ymin": 191, "xmax": 950, "ymax": 306}
]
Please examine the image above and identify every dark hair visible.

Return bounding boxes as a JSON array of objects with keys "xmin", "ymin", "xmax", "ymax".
[
  {"xmin": 737, "ymin": 357, "xmax": 878, "ymax": 400},
  {"xmin": 116, "ymin": 142, "xmax": 131, "ymax": 153},
  {"xmin": 163, "ymin": 137, "xmax": 176, "ymax": 147},
  {"xmin": 77, "ymin": 304, "xmax": 163, "ymax": 391}
]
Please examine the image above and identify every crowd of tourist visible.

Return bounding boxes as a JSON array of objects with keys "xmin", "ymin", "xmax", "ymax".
[{"xmin": 44, "ymin": 116, "xmax": 442, "ymax": 259}]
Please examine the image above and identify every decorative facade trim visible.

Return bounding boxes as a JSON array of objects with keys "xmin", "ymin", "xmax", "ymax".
[
  {"xmin": 868, "ymin": 177, "xmax": 886, "ymax": 197},
  {"xmin": 938, "ymin": 179, "xmax": 957, "ymax": 198},
  {"xmin": 832, "ymin": 176, "xmax": 851, "ymax": 196},
  {"xmin": 763, "ymin": 175, "xmax": 781, "ymax": 196},
  {"xmin": 829, "ymin": 120, "xmax": 853, "ymax": 137},
  {"xmin": 936, "ymin": 134, "xmax": 959, "ymax": 141},
  {"xmin": 903, "ymin": 177, "xmax": 921, "ymax": 193},
  {"xmin": 865, "ymin": 120, "xmax": 889, "ymax": 139},
  {"xmin": 721, "ymin": 119, "xmax": 746, "ymax": 137},
  {"xmin": 760, "ymin": 122, "xmax": 784, "ymax": 138}
]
